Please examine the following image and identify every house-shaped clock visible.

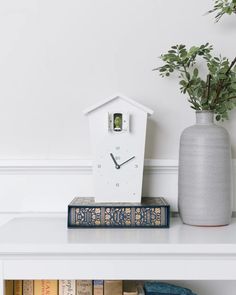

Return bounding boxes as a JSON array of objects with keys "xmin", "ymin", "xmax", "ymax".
[{"xmin": 84, "ymin": 94, "xmax": 153, "ymax": 203}]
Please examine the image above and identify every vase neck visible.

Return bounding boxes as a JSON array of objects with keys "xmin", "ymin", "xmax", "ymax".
[{"xmin": 196, "ymin": 111, "xmax": 214, "ymax": 125}]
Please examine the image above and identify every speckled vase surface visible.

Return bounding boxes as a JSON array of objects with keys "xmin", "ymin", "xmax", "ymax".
[{"xmin": 178, "ymin": 111, "xmax": 232, "ymax": 226}]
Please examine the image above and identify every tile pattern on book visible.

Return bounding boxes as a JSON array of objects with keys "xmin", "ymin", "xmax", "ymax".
[
  {"xmin": 69, "ymin": 197, "xmax": 169, "ymax": 228},
  {"xmin": 74, "ymin": 206, "xmax": 162, "ymax": 226}
]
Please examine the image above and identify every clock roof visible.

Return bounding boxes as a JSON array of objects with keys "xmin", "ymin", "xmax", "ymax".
[{"xmin": 83, "ymin": 93, "xmax": 154, "ymax": 116}]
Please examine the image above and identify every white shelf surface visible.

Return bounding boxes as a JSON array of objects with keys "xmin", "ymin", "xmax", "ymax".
[
  {"xmin": 0, "ymin": 214, "xmax": 236, "ymax": 280},
  {"xmin": 0, "ymin": 214, "xmax": 236, "ymax": 254}
]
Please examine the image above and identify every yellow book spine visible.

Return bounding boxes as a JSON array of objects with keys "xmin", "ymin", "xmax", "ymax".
[
  {"xmin": 14, "ymin": 281, "xmax": 23, "ymax": 295},
  {"xmin": 5, "ymin": 280, "xmax": 13, "ymax": 295},
  {"xmin": 34, "ymin": 280, "xmax": 58, "ymax": 295}
]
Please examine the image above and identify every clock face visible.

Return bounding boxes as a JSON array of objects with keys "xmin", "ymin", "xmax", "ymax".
[{"xmin": 94, "ymin": 143, "xmax": 143, "ymax": 202}]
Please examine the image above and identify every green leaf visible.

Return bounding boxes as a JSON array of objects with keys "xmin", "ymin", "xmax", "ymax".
[
  {"xmin": 186, "ymin": 72, "xmax": 191, "ymax": 80},
  {"xmin": 193, "ymin": 68, "xmax": 198, "ymax": 77},
  {"xmin": 216, "ymin": 114, "xmax": 221, "ymax": 121},
  {"xmin": 168, "ymin": 50, "xmax": 176, "ymax": 54}
]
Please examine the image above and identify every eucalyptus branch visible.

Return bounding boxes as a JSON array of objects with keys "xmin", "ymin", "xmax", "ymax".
[
  {"xmin": 206, "ymin": 74, "xmax": 212, "ymax": 103},
  {"xmin": 207, "ymin": 0, "xmax": 236, "ymax": 22},
  {"xmin": 212, "ymin": 57, "xmax": 236, "ymax": 106},
  {"xmin": 226, "ymin": 57, "xmax": 236, "ymax": 75},
  {"xmin": 155, "ymin": 43, "xmax": 236, "ymax": 120}
]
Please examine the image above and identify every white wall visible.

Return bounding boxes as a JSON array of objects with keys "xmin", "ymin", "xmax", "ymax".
[
  {"xmin": 0, "ymin": 0, "xmax": 236, "ymax": 212},
  {"xmin": 0, "ymin": 0, "xmax": 236, "ymax": 160},
  {"xmin": 0, "ymin": 159, "xmax": 234, "ymax": 213}
]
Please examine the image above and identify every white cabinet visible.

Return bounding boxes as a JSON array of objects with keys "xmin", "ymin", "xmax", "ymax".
[{"xmin": 1, "ymin": 214, "xmax": 236, "ymax": 294}]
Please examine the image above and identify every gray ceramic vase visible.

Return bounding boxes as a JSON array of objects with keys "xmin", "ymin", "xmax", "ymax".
[{"xmin": 178, "ymin": 111, "xmax": 232, "ymax": 226}]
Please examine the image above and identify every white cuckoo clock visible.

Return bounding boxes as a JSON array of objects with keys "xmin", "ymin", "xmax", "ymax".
[{"xmin": 84, "ymin": 94, "xmax": 153, "ymax": 203}]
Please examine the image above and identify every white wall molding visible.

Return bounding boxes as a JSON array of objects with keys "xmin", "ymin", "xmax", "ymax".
[
  {"xmin": 0, "ymin": 158, "xmax": 234, "ymax": 213},
  {"xmin": 0, "ymin": 159, "xmax": 178, "ymax": 174},
  {"xmin": 144, "ymin": 159, "xmax": 178, "ymax": 174},
  {"xmin": 0, "ymin": 159, "xmax": 92, "ymax": 174}
]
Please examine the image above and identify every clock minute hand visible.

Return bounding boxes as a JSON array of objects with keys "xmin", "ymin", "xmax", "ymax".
[
  {"xmin": 110, "ymin": 153, "xmax": 120, "ymax": 169},
  {"xmin": 119, "ymin": 156, "xmax": 135, "ymax": 167}
]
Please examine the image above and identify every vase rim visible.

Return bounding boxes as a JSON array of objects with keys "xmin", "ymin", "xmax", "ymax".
[{"xmin": 196, "ymin": 110, "xmax": 214, "ymax": 113}]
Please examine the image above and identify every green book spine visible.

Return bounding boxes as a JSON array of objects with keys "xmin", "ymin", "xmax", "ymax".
[{"xmin": 68, "ymin": 197, "xmax": 170, "ymax": 228}]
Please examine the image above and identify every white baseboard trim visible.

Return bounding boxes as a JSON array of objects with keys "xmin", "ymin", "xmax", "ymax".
[{"xmin": 0, "ymin": 159, "xmax": 234, "ymax": 213}]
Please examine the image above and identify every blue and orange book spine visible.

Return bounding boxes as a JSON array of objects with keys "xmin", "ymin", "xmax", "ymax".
[{"xmin": 68, "ymin": 197, "xmax": 170, "ymax": 228}]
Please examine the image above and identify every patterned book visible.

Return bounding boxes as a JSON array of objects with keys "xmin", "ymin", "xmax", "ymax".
[
  {"xmin": 34, "ymin": 280, "xmax": 58, "ymax": 295},
  {"xmin": 5, "ymin": 280, "xmax": 13, "ymax": 295},
  {"xmin": 23, "ymin": 280, "xmax": 33, "ymax": 295},
  {"xmin": 14, "ymin": 280, "xmax": 23, "ymax": 295},
  {"xmin": 76, "ymin": 280, "xmax": 92, "ymax": 295},
  {"xmin": 59, "ymin": 280, "xmax": 76, "ymax": 295},
  {"xmin": 93, "ymin": 280, "xmax": 103, "ymax": 295},
  {"xmin": 68, "ymin": 197, "xmax": 170, "ymax": 228},
  {"xmin": 104, "ymin": 280, "xmax": 123, "ymax": 295}
]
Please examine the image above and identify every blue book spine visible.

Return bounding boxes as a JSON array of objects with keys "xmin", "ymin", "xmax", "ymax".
[{"xmin": 144, "ymin": 282, "xmax": 197, "ymax": 295}]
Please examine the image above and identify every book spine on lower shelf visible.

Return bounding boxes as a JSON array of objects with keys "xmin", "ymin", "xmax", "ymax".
[
  {"xmin": 76, "ymin": 280, "xmax": 92, "ymax": 295},
  {"xmin": 68, "ymin": 204, "xmax": 169, "ymax": 228},
  {"xmin": 59, "ymin": 280, "xmax": 76, "ymax": 295},
  {"xmin": 136, "ymin": 284, "xmax": 145, "ymax": 295},
  {"xmin": 23, "ymin": 280, "xmax": 33, "ymax": 295},
  {"xmin": 93, "ymin": 280, "xmax": 103, "ymax": 295},
  {"xmin": 104, "ymin": 280, "xmax": 123, "ymax": 295},
  {"xmin": 5, "ymin": 281, "xmax": 13, "ymax": 295},
  {"xmin": 34, "ymin": 280, "xmax": 58, "ymax": 295},
  {"xmin": 123, "ymin": 281, "xmax": 138, "ymax": 295},
  {"xmin": 14, "ymin": 280, "xmax": 22, "ymax": 295}
]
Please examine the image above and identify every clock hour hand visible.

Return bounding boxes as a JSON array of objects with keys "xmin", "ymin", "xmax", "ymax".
[
  {"xmin": 110, "ymin": 153, "xmax": 120, "ymax": 169},
  {"xmin": 119, "ymin": 156, "xmax": 135, "ymax": 167}
]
